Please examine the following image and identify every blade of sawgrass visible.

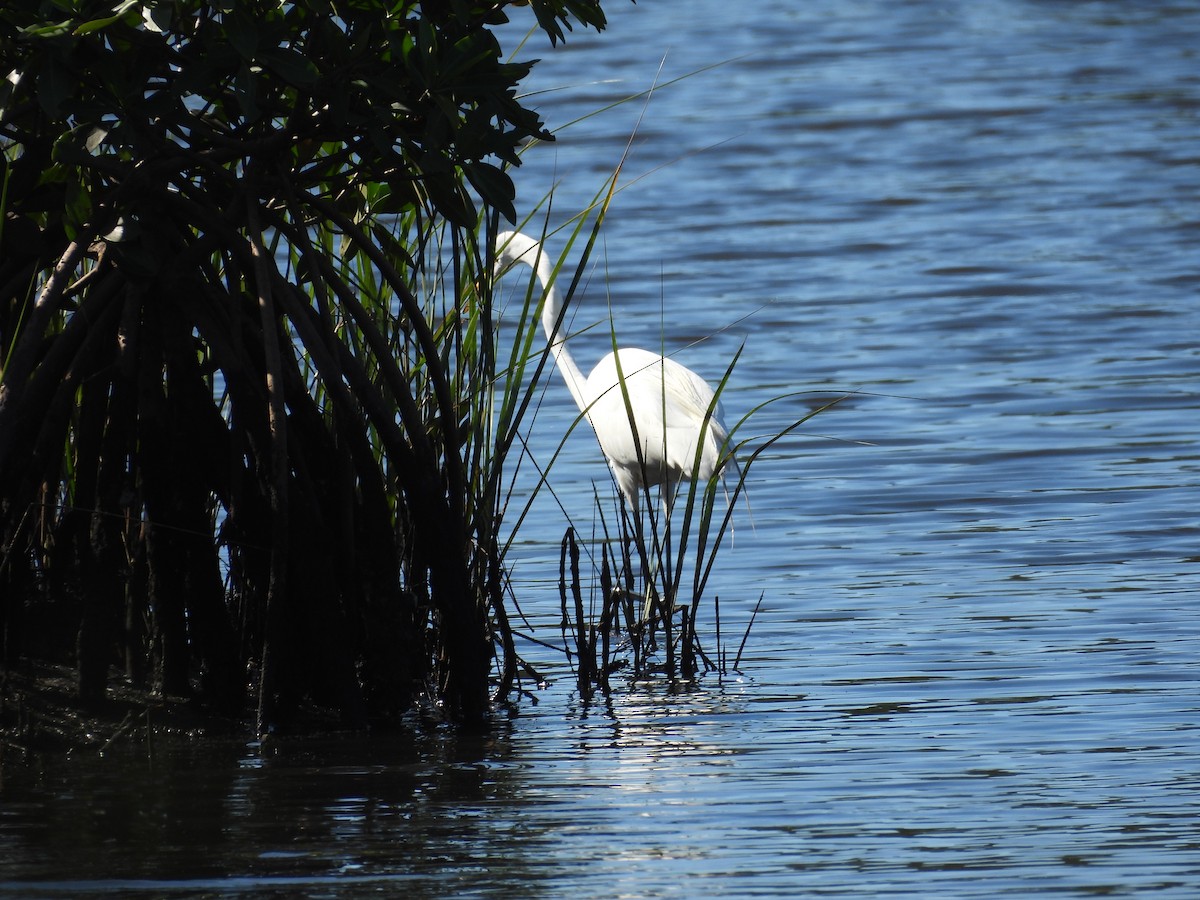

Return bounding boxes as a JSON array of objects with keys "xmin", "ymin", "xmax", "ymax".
[
  {"xmin": 666, "ymin": 343, "xmax": 743, "ymax": 614},
  {"xmin": 691, "ymin": 390, "xmax": 860, "ymax": 605}
]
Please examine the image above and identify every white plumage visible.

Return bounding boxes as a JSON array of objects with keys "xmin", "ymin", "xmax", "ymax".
[{"xmin": 493, "ymin": 231, "xmax": 729, "ymax": 514}]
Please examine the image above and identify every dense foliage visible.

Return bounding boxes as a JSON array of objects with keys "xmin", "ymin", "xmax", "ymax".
[{"xmin": 0, "ymin": 0, "xmax": 610, "ymax": 729}]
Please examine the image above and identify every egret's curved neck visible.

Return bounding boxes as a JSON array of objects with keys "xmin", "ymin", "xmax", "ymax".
[
  {"xmin": 539, "ymin": 270, "xmax": 590, "ymax": 414},
  {"xmin": 500, "ymin": 233, "xmax": 590, "ymax": 413}
]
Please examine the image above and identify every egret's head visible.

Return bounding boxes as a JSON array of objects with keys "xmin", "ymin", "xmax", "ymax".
[{"xmin": 492, "ymin": 230, "xmax": 525, "ymax": 278}]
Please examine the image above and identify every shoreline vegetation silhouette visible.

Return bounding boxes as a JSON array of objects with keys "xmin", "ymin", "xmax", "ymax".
[{"xmin": 0, "ymin": 1, "xmax": 832, "ymax": 751}]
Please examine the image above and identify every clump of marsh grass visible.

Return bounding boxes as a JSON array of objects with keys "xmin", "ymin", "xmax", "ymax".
[{"xmin": 557, "ymin": 353, "xmax": 850, "ymax": 699}]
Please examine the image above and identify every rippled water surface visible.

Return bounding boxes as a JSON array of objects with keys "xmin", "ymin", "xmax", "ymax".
[{"xmin": 3, "ymin": 1, "xmax": 1198, "ymax": 897}]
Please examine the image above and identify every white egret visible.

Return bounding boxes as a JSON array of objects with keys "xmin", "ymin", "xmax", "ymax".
[{"xmin": 493, "ymin": 231, "xmax": 730, "ymax": 516}]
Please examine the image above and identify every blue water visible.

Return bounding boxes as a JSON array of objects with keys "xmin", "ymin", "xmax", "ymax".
[{"xmin": 3, "ymin": 1, "xmax": 1199, "ymax": 897}]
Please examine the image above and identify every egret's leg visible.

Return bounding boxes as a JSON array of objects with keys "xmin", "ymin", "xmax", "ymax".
[
  {"xmin": 662, "ymin": 479, "xmax": 677, "ymax": 609},
  {"xmin": 623, "ymin": 489, "xmax": 654, "ymax": 622},
  {"xmin": 638, "ymin": 479, "xmax": 677, "ymax": 623}
]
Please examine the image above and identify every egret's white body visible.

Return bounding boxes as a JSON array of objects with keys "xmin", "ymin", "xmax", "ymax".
[{"xmin": 493, "ymin": 231, "xmax": 729, "ymax": 513}]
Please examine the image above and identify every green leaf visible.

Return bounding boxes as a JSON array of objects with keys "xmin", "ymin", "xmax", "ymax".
[
  {"xmin": 464, "ymin": 161, "xmax": 516, "ymax": 223},
  {"xmin": 424, "ymin": 170, "xmax": 476, "ymax": 227},
  {"xmin": 21, "ymin": 20, "xmax": 74, "ymax": 39},
  {"xmin": 73, "ymin": 1, "xmax": 140, "ymax": 36},
  {"xmin": 51, "ymin": 123, "xmax": 94, "ymax": 165},
  {"xmin": 263, "ymin": 48, "xmax": 320, "ymax": 86},
  {"xmin": 62, "ymin": 174, "xmax": 92, "ymax": 237},
  {"xmin": 85, "ymin": 125, "xmax": 108, "ymax": 153},
  {"xmin": 227, "ymin": 15, "xmax": 259, "ymax": 60},
  {"xmin": 35, "ymin": 57, "xmax": 76, "ymax": 117}
]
